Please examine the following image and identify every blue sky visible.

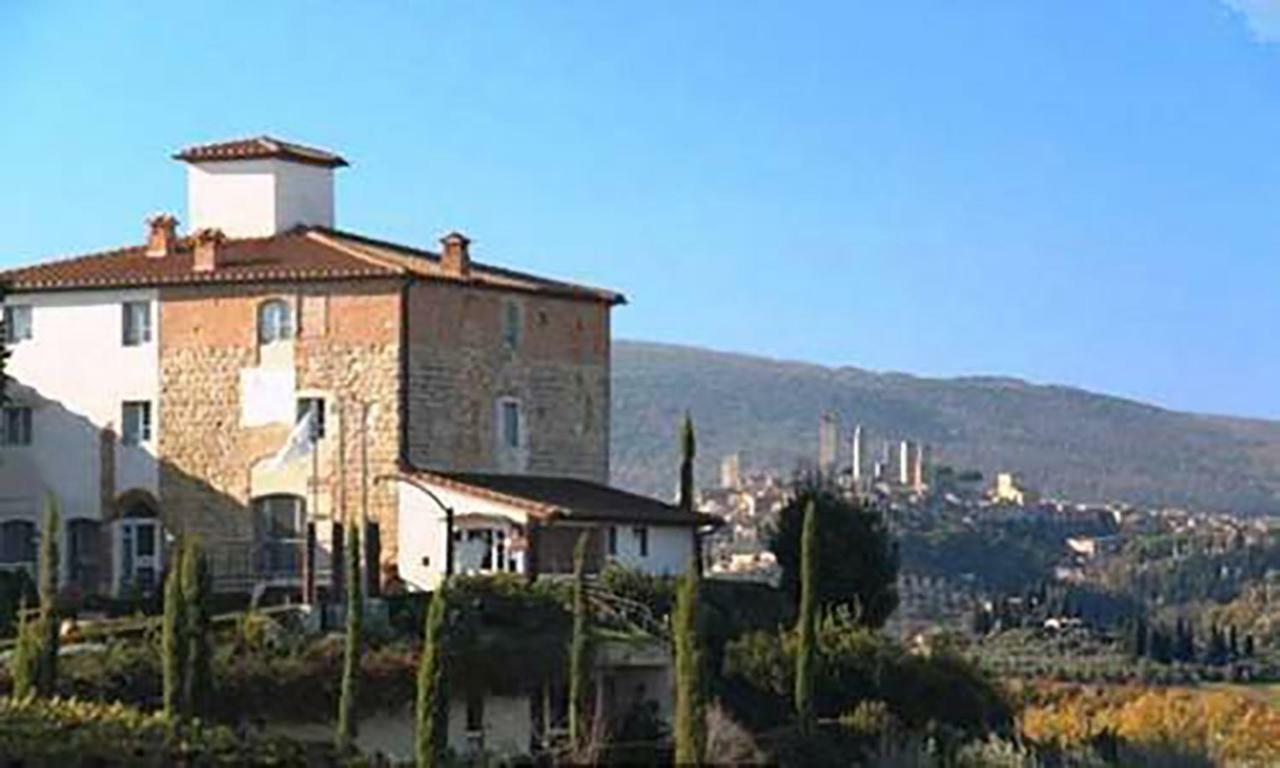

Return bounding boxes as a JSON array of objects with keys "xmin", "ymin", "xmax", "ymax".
[{"xmin": 2, "ymin": 1, "xmax": 1279, "ymax": 418}]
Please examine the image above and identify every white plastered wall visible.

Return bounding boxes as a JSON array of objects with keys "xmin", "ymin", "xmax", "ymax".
[
  {"xmin": 187, "ymin": 158, "xmax": 334, "ymax": 238},
  {"xmin": 395, "ymin": 481, "xmax": 531, "ymax": 591},
  {"xmin": 2, "ymin": 289, "xmax": 160, "ymax": 519}
]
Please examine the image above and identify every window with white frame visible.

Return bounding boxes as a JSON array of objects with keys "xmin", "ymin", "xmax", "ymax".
[
  {"xmin": 499, "ymin": 398, "xmax": 521, "ymax": 450},
  {"xmin": 121, "ymin": 401, "xmax": 152, "ymax": 446},
  {"xmin": 3, "ymin": 305, "xmax": 32, "ymax": 343},
  {"xmin": 1, "ymin": 407, "xmax": 32, "ymax": 446},
  {"xmin": 257, "ymin": 299, "xmax": 294, "ymax": 344},
  {"xmin": 633, "ymin": 526, "xmax": 649, "ymax": 558},
  {"xmin": 121, "ymin": 301, "xmax": 151, "ymax": 346}
]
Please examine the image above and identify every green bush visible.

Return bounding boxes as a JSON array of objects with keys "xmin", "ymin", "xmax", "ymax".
[{"xmin": 0, "ymin": 695, "xmax": 318, "ymax": 765}]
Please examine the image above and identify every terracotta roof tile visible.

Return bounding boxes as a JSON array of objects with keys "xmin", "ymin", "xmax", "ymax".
[
  {"xmin": 173, "ymin": 136, "xmax": 348, "ymax": 168},
  {"xmin": 0, "ymin": 228, "xmax": 624, "ymax": 304}
]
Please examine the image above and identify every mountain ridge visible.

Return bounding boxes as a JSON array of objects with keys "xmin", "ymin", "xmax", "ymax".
[{"xmin": 609, "ymin": 340, "xmax": 1280, "ymax": 514}]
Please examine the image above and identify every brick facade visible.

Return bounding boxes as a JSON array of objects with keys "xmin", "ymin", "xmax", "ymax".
[
  {"xmin": 404, "ymin": 280, "xmax": 611, "ymax": 484},
  {"xmin": 157, "ymin": 279, "xmax": 403, "ymax": 577}
]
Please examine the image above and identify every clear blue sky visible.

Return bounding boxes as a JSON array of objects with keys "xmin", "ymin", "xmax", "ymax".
[{"xmin": 3, "ymin": 1, "xmax": 1279, "ymax": 418}]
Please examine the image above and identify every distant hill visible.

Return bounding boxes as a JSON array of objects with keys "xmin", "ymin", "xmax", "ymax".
[{"xmin": 610, "ymin": 341, "xmax": 1280, "ymax": 514}]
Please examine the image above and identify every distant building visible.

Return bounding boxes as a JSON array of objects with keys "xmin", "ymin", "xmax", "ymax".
[
  {"xmin": 851, "ymin": 424, "xmax": 863, "ymax": 485},
  {"xmin": 991, "ymin": 472, "xmax": 1039, "ymax": 505},
  {"xmin": 720, "ymin": 453, "xmax": 742, "ymax": 490},
  {"xmin": 819, "ymin": 413, "xmax": 838, "ymax": 474},
  {"xmin": 898, "ymin": 440, "xmax": 914, "ymax": 487}
]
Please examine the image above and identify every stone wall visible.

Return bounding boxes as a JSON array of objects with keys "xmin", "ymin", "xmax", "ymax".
[
  {"xmin": 157, "ymin": 279, "xmax": 403, "ymax": 581},
  {"xmin": 404, "ymin": 281, "xmax": 611, "ymax": 483}
]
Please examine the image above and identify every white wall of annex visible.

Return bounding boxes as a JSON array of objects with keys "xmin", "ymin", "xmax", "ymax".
[
  {"xmin": 2, "ymin": 289, "xmax": 160, "ymax": 520},
  {"xmin": 607, "ymin": 524, "xmax": 694, "ymax": 576},
  {"xmin": 396, "ymin": 481, "xmax": 530, "ymax": 591}
]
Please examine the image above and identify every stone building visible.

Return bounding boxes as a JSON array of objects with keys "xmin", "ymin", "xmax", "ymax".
[{"xmin": 0, "ymin": 136, "xmax": 714, "ymax": 597}]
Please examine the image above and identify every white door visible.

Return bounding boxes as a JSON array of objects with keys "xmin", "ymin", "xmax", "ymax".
[{"xmin": 118, "ymin": 519, "xmax": 163, "ymax": 595}]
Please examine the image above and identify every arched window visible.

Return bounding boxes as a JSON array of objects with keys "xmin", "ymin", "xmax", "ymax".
[
  {"xmin": 258, "ymin": 299, "xmax": 294, "ymax": 344},
  {"xmin": 254, "ymin": 495, "xmax": 305, "ymax": 577}
]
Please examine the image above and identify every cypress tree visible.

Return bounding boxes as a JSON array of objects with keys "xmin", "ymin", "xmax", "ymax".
[
  {"xmin": 180, "ymin": 541, "xmax": 212, "ymax": 719},
  {"xmin": 162, "ymin": 541, "xmax": 187, "ymax": 721},
  {"xmin": 673, "ymin": 561, "xmax": 705, "ymax": 766},
  {"xmin": 11, "ymin": 596, "xmax": 36, "ymax": 698},
  {"xmin": 679, "ymin": 412, "xmax": 696, "ymax": 512},
  {"xmin": 416, "ymin": 583, "xmax": 449, "ymax": 768},
  {"xmin": 35, "ymin": 495, "xmax": 59, "ymax": 696},
  {"xmin": 794, "ymin": 499, "xmax": 818, "ymax": 734},
  {"xmin": 336, "ymin": 521, "xmax": 363, "ymax": 752},
  {"xmin": 568, "ymin": 532, "xmax": 591, "ymax": 749}
]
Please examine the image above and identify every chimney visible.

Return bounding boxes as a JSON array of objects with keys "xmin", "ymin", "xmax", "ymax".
[
  {"xmin": 440, "ymin": 231, "xmax": 471, "ymax": 277},
  {"xmin": 145, "ymin": 214, "xmax": 179, "ymax": 258},
  {"xmin": 192, "ymin": 228, "xmax": 226, "ymax": 272}
]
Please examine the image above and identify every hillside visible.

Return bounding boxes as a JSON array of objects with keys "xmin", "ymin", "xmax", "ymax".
[{"xmin": 610, "ymin": 341, "xmax": 1280, "ymax": 514}]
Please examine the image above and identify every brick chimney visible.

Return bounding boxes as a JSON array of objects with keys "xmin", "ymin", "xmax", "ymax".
[
  {"xmin": 192, "ymin": 228, "xmax": 226, "ymax": 272},
  {"xmin": 440, "ymin": 231, "xmax": 471, "ymax": 277},
  {"xmin": 145, "ymin": 214, "xmax": 179, "ymax": 258}
]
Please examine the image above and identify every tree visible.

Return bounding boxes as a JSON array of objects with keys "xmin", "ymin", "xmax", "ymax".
[
  {"xmin": 770, "ymin": 476, "xmax": 899, "ymax": 628},
  {"xmin": 11, "ymin": 596, "xmax": 36, "ymax": 698},
  {"xmin": 180, "ymin": 540, "xmax": 212, "ymax": 719},
  {"xmin": 35, "ymin": 495, "xmax": 59, "ymax": 696},
  {"xmin": 794, "ymin": 499, "xmax": 817, "ymax": 734},
  {"xmin": 336, "ymin": 521, "xmax": 363, "ymax": 753},
  {"xmin": 679, "ymin": 412, "xmax": 696, "ymax": 512},
  {"xmin": 673, "ymin": 562, "xmax": 705, "ymax": 765},
  {"xmin": 568, "ymin": 532, "xmax": 591, "ymax": 749},
  {"xmin": 162, "ymin": 541, "xmax": 187, "ymax": 721},
  {"xmin": 416, "ymin": 583, "xmax": 449, "ymax": 768},
  {"xmin": 1129, "ymin": 615, "xmax": 1149, "ymax": 659}
]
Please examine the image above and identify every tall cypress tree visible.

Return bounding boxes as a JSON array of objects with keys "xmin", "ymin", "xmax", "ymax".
[
  {"xmin": 337, "ymin": 521, "xmax": 363, "ymax": 752},
  {"xmin": 794, "ymin": 499, "xmax": 818, "ymax": 734},
  {"xmin": 35, "ymin": 494, "xmax": 59, "ymax": 697},
  {"xmin": 568, "ymin": 532, "xmax": 591, "ymax": 750},
  {"xmin": 180, "ymin": 541, "xmax": 212, "ymax": 719},
  {"xmin": 416, "ymin": 583, "xmax": 449, "ymax": 768},
  {"xmin": 162, "ymin": 540, "xmax": 187, "ymax": 721},
  {"xmin": 673, "ymin": 562, "xmax": 705, "ymax": 766},
  {"xmin": 679, "ymin": 412, "xmax": 696, "ymax": 512}
]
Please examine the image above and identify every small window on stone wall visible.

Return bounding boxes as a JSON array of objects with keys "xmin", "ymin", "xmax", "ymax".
[
  {"xmin": 502, "ymin": 301, "xmax": 521, "ymax": 349},
  {"xmin": 258, "ymin": 299, "xmax": 295, "ymax": 344}
]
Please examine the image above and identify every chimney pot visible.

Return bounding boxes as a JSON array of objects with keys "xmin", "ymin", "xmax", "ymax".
[
  {"xmin": 145, "ymin": 214, "xmax": 179, "ymax": 258},
  {"xmin": 440, "ymin": 231, "xmax": 471, "ymax": 277},
  {"xmin": 192, "ymin": 228, "xmax": 226, "ymax": 272}
]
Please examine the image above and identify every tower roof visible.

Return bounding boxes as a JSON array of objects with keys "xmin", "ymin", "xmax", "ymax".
[{"xmin": 173, "ymin": 135, "xmax": 349, "ymax": 168}]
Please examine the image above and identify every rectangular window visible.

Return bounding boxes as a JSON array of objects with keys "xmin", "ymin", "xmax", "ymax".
[
  {"xmin": 3, "ymin": 305, "xmax": 32, "ymax": 343},
  {"xmin": 1, "ymin": 407, "xmax": 32, "ymax": 446},
  {"xmin": 502, "ymin": 302, "xmax": 521, "ymax": 348},
  {"xmin": 501, "ymin": 400, "xmax": 520, "ymax": 449},
  {"xmin": 607, "ymin": 526, "xmax": 618, "ymax": 556},
  {"xmin": 634, "ymin": 526, "xmax": 649, "ymax": 558},
  {"xmin": 121, "ymin": 301, "xmax": 152, "ymax": 346},
  {"xmin": 121, "ymin": 401, "xmax": 152, "ymax": 446},
  {"xmin": 297, "ymin": 398, "xmax": 326, "ymax": 440}
]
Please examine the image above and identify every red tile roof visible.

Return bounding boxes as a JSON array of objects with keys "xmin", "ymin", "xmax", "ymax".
[
  {"xmin": 395, "ymin": 469, "xmax": 722, "ymax": 527},
  {"xmin": 173, "ymin": 136, "xmax": 349, "ymax": 168},
  {"xmin": 0, "ymin": 227, "xmax": 625, "ymax": 304}
]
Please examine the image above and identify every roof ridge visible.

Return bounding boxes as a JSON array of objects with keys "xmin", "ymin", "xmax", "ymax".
[{"xmin": 304, "ymin": 229, "xmax": 410, "ymax": 275}]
